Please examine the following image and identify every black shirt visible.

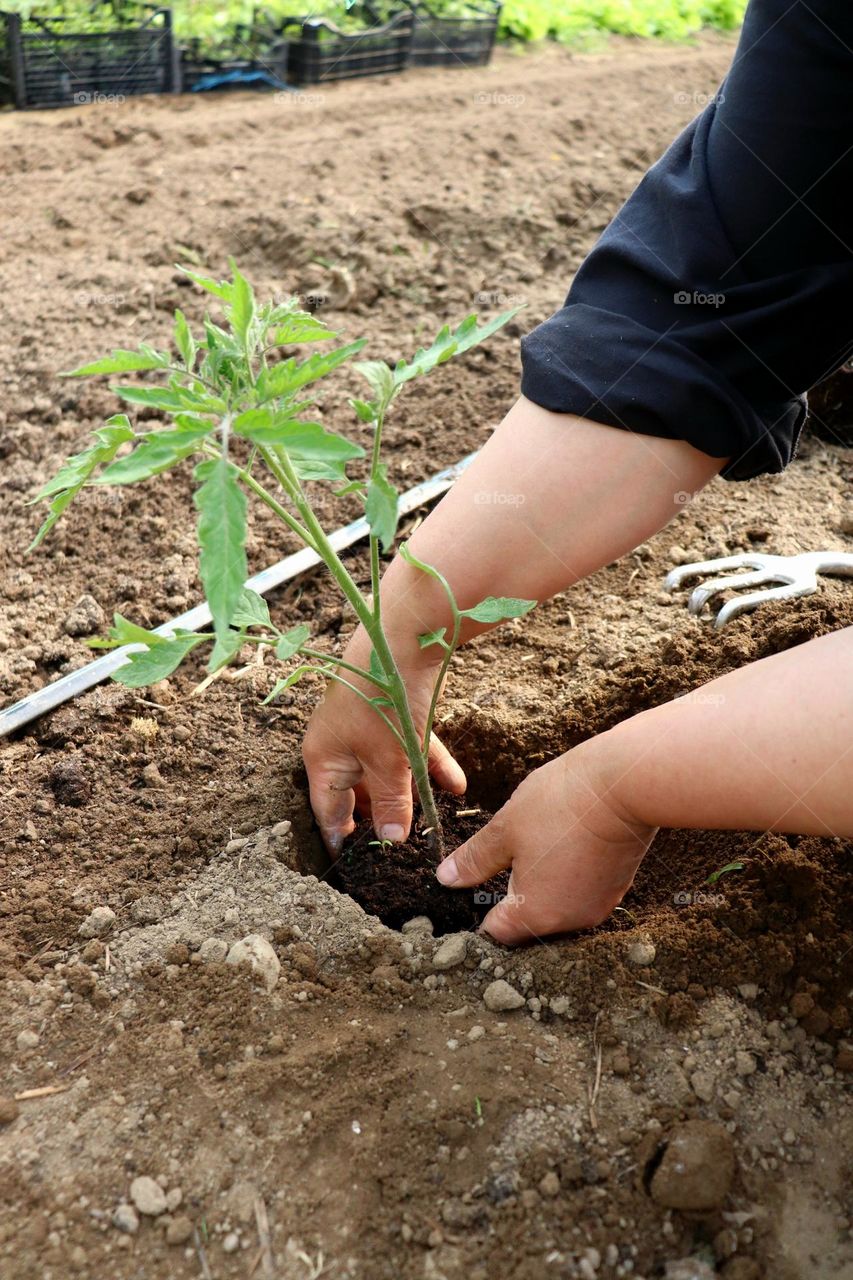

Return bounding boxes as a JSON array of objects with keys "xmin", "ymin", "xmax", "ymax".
[{"xmin": 520, "ymin": 0, "xmax": 853, "ymax": 480}]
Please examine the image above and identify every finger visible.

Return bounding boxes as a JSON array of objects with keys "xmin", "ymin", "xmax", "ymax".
[
  {"xmin": 436, "ymin": 808, "xmax": 512, "ymax": 887},
  {"xmin": 353, "ymin": 781, "xmax": 372, "ymax": 820},
  {"xmin": 427, "ymin": 733, "xmax": 467, "ymax": 795},
  {"xmin": 361, "ymin": 755, "xmax": 414, "ymax": 845},
  {"xmin": 303, "ymin": 747, "xmax": 361, "ymax": 856},
  {"xmin": 480, "ymin": 892, "xmax": 538, "ymax": 947}
]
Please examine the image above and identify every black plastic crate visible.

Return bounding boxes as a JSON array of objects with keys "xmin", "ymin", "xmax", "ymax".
[
  {"xmin": 179, "ymin": 27, "xmax": 289, "ymax": 93},
  {"xmin": 404, "ymin": 1, "xmax": 500, "ymax": 68},
  {"xmin": 282, "ymin": 8, "xmax": 413, "ymax": 85},
  {"xmin": 0, "ymin": 5, "xmax": 176, "ymax": 110}
]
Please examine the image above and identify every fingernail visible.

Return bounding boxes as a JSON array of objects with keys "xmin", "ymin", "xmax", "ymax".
[
  {"xmin": 378, "ymin": 824, "xmax": 405, "ymax": 844},
  {"xmin": 436, "ymin": 854, "xmax": 459, "ymax": 886},
  {"xmin": 325, "ymin": 830, "xmax": 343, "ymax": 855}
]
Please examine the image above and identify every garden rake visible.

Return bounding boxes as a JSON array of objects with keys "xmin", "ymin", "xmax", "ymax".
[{"xmin": 665, "ymin": 550, "xmax": 853, "ymax": 627}]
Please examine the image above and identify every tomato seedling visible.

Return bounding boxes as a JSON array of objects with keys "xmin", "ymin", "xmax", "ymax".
[{"xmin": 32, "ymin": 262, "xmax": 534, "ymax": 851}]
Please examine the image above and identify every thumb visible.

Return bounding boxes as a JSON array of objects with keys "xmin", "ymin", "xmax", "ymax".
[
  {"xmin": 479, "ymin": 881, "xmax": 534, "ymax": 946},
  {"xmin": 436, "ymin": 809, "xmax": 511, "ymax": 887}
]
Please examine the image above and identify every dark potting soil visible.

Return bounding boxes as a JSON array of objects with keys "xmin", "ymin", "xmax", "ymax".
[{"xmin": 334, "ymin": 791, "xmax": 509, "ymax": 933}]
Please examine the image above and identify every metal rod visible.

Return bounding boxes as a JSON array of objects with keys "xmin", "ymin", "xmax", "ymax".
[{"xmin": 0, "ymin": 452, "xmax": 477, "ymax": 738}]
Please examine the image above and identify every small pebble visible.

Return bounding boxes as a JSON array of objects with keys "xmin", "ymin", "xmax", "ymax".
[
  {"xmin": 735, "ymin": 1051, "xmax": 757, "ymax": 1077},
  {"xmin": 226, "ymin": 935, "xmax": 281, "ymax": 992},
  {"xmin": 401, "ymin": 916, "xmax": 434, "ymax": 935},
  {"xmin": 432, "ymin": 933, "xmax": 468, "ymax": 971},
  {"xmin": 626, "ymin": 939, "xmax": 656, "ymax": 967},
  {"xmin": 165, "ymin": 1215, "xmax": 193, "ymax": 1245},
  {"xmin": 130, "ymin": 1175, "xmax": 168, "ymax": 1217},
  {"xmin": 539, "ymin": 1171, "xmax": 560, "ymax": 1198},
  {"xmin": 16, "ymin": 1028, "xmax": 39, "ymax": 1052},
  {"xmin": 199, "ymin": 938, "xmax": 229, "ymax": 965},
  {"xmin": 112, "ymin": 1204, "xmax": 140, "ymax": 1235},
  {"xmin": 483, "ymin": 979, "xmax": 525, "ymax": 1012},
  {"xmin": 0, "ymin": 1097, "xmax": 20, "ymax": 1125},
  {"xmin": 222, "ymin": 1232, "xmax": 240, "ymax": 1253},
  {"xmin": 78, "ymin": 906, "xmax": 116, "ymax": 939}
]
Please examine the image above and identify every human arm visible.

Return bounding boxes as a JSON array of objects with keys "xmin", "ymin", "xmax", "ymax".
[
  {"xmin": 437, "ymin": 625, "xmax": 853, "ymax": 943},
  {"xmin": 302, "ymin": 394, "xmax": 724, "ymax": 852}
]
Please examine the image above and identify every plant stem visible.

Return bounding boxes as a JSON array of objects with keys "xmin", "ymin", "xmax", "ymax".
[{"xmin": 260, "ymin": 443, "xmax": 442, "ymax": 851}]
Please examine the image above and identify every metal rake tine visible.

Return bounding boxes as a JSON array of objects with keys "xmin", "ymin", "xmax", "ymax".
[
  {"xmin": 664, "ymin": 554, "xmax": 766, "ymax": 591},
  {"xmin": 714, "ymin": 582, "xmax": 814, "ymax": 628},
  {"xmin": 688, "ymin": 569, "xmax": 778, "ymax": 616}
]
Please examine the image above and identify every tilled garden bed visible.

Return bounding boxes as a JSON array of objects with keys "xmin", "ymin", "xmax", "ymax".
[{"xmin": 1, "ymin": 38, "xmax": 852, "ymax": 1280}]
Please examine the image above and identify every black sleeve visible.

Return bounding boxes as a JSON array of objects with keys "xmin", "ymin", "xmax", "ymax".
[{"xmin": 520, "ymin": 0, "xmax": 853, "ymax": 480}]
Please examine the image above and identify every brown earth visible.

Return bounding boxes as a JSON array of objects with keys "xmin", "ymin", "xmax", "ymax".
[{"xmin": 1, "ymin": 36, "xmax": 852, "ymax": 1280}]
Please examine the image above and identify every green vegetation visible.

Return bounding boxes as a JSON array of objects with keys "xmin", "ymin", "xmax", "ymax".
[
  {"xmin": 31, "ymin": 264, "xmax": 532, "ymax": 852},
  {"xmin": 5, "ymin": 0, "xmax": 746, "ymax": 54}
]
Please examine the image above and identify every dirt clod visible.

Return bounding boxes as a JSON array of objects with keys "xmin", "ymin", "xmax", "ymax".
[{"xmin": 650, "ymin": 1120, "xmax": 736, "ymax": 1211}]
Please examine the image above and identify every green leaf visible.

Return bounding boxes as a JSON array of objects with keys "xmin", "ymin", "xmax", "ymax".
[
  {"xmin": 706, "ymin": 860, "xmax": 744, "ymax": 885},
  {"xmin": 275, "ymin": 624, "xmax": 311, "ymax": 661},
  {"xmin": 350, "ymin": 397, "xmax": 378, "ymax": 423},
  {"xmin": 231, "ymin": 588, "xmax": 272, "ymax": 631},
  {"xmin": 193, "ymin": 458, "xmax": 248, "ymax": 643},
  {"xmin": 29, "ymin": 416, "xmax": 135, "ymax": 548},
  {"xmin": 96, "ymin": 425, "xmax": 210, "ymax": 484},
  {"xmin": 178, "ymin": 267, "xmax": 233, "ymax": 302},
  {"xmin": 61, "ymin": 346, "xmax": 170, "ymax": 377},
  {"xmin": 354, "ymin": 359, "xmax": 394, "ymax": 404},
  {"xmin": 417, "ymin": 627, "xmax": 449, "ymax": 651},
  {"xmin": 174, "ymin": 309, "xmax": 196, "ymax": 369},
  {"xmin": 228, "ymin": 259, "xmax": 255, "ymax": 349},
  {"xmin": 365, "ymin": 465, "xmax": 398, "ymax": 553},
  {"xmin": 111, "ymin": 383, "xmax": 226, "ymax": 416},
  {"xmin": 87, "ymin": 612, "xmax": 174, "ymax": 650},
  {"xmin": 234, "ymin": 412, "xmax": 365, "ymax": 483},
  {"xmin": 257, "ymin": 340, "xmax": 367, "ymax": 400},
  {"xmin": 393, "ymin": 308, "xmax": 523, "ymax": 386},
  {"xmin": 399, "ymin": 541, "xmax": 446, "ymax": 587},
  {"xmin": 368, "ymin": 649, "xmax": 388, "ymax": 685},
  {"xmin": 460, "ymin": 596, "xmax": 537, "ymax": 624},
  {"xmin": 208, "ymin": 629, "xmax": 246, "ymax": 674},
  {"xmin": 114, "ymin": 633, "xmax": 207, "ymax": 688},
  {"xmin": 262, "ymin": 660, "xmax": 318, "ymax": 704},
  {"xmin": 270, "ymin": 310, "xmax": 337, "ymax": 345}
]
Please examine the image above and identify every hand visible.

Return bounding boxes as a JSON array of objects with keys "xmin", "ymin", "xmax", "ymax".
[
  {"xmin": 302, "ymin": 624, "xmax": 466, "ymax": 854},
  {"xmin": 435, "ymin": 739, "xmax": 657, "ymax": 944}
]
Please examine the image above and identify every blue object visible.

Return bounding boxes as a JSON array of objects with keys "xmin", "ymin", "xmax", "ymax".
[{"xmin": 190, "ymin": 67, "xmax": 294, "ymax": 92}]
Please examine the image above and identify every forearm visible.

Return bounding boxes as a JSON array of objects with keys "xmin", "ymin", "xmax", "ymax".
[
  {"xmin": 600, "ymin": 627, "xmax": 853, "ymax": 837},
  {"xmin": 371, "ymin": 394, "xmax": 724, "ymax": 665}
]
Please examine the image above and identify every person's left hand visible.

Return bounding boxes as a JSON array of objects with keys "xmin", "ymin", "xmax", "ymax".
[{"xmin": 435, "ymin": 740, "xmax": 657, "ymax": 944}]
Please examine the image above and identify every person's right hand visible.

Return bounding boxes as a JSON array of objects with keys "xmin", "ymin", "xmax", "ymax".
[{"xmin": 301, "ymin": 623, "xmax": 467, "ymax": 854}]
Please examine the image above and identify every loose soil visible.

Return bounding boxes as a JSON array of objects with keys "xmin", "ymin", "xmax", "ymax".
[{"xmin": 1, "ymin": 36, "xmax": 852, "ymax": 1280}]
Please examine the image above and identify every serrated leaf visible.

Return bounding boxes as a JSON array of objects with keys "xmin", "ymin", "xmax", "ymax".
[
  {"xmin": 271, "ymin": 312, "xmax": 337, "ymax": 345},
  {"xmin": 350, "ymin": 397, "xmax": 378, "ymax": 423},
  {"xmin": 174, "ymin": 309, "xmax": 196, "ymax": 369},
  {"xmin": 113, "ymin": 633, "xmax": 206, "ymax": 688},
  {"xmin": 86, "ymin": 612, "xmax": 175, "ymax": 650},
  {"xmin": 460, "ymin": 596, "xmax": 537, "ymax": 624},
  {"xmin": 393, "ymin": 308, "xmax": 523, "ymax": 386},
  {"xmin": 257, "ymin": 340, "xmax": 367, "ymax": 400},
  {"xmin": 235, "ymin": 412, "xmax": 365, "ymax": 483},
  {"xmin": 61, "ymin": 347, "xmax": 170, "ymax": 377},
  {"xmin": 275, "ymin": 624, "xmax": 311, "ymax": 660},
  {"xmin": 262, "ymin": 660, "xmax": 316, "ymax": 704},
  {"xmin": 354, "ymin": 359, "xmax": 394, "ymax": 404},
  {"xmin": 231, "ymin": 588, "xmax": 272, "ymax": 631},
  {"xmin": 29, "ymin": 416, "xmax": 135, "ymax": 549},
  {"xmin": 417, "ymin": 627, "xmax": 449, "ymax": 651},
  {"xmin": 365, "ymin": 465, "xmax": 398, "ymax": 553},
  {"xmin": 228, "ymin": 259, "xmax": 255, "ymax": 349},
  {"xmin": 110, "ymin": 383, "xmax": 227, "ymax": 416},
  {"xmin": 179, "ymin": 267, "xmax": 233, "ymax": 302},
  {"xmin": 96, "ymin": 425, "xmax": 210, "ymax": 484},
  {"xmin": 193, "ymin": 458, "xmax": 248, "ymax": 643}
]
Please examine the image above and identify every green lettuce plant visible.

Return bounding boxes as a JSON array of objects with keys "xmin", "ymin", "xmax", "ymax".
[{"xmin": 32, "ymin": 262, "xmax": 534, "ymax": 852}]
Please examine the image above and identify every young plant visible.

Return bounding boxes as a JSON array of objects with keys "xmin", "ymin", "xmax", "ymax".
[{"xmin": 32, "ymin": 262, "xmax": 534, "ymax": 854}]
